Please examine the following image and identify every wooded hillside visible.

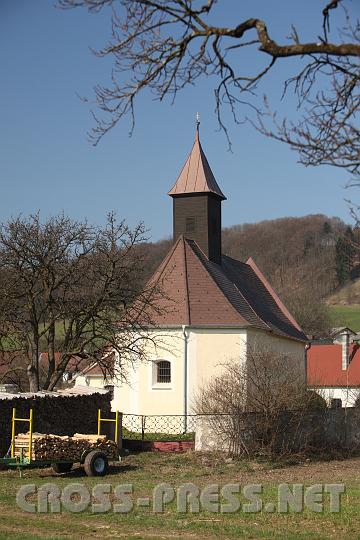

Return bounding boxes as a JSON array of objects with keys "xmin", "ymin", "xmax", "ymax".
[{"xmin": 222, "ymin": 215, "xmax": 343, "ymax": 301}]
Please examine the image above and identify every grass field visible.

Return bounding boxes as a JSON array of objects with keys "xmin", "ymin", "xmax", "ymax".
[
  {"xmin": 328, "ymin": 305, "xmax": 360, "ymax": 331},
  {"xmin": 0, "ymin": 451, "xmax": 360, "ymax": 539}
]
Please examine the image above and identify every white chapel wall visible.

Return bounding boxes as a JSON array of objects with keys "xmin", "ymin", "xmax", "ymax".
[{"xmin": 112, "ymin": 327, "xmax": 248, "ymax": 416}]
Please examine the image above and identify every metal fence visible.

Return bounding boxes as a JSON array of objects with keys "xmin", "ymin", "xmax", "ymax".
[{"xmin": 122, "ymin": 414, "xmax": 198, "ymax": 441}]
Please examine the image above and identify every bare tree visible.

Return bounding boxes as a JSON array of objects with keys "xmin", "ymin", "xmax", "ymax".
[
  {"xmin": 282, "ymin": 290, "xmax": 332, "ymax": 338},
  {"xmin": 0, "ymin": 352, "xmax": 30, "ymax": 392},
  {"xmin": 195, "ymin": 348, "xmax": 326, "ymax": 456},
  {"xmin": 59, "ymin": 0, "xmax": 359, "ymax": 183},
  {"xmin": 0, "ymin": 212, "xmax": 162, "ymax": 392},
  {"xmin": 196, "ymin": 348, "xmax": 309, "ymax": 414}
]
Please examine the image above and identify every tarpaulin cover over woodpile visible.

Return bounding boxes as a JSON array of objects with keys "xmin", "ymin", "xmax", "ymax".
[{"xmin": 0, "ymin": 387, "xmax": 111, "ymax": 456}]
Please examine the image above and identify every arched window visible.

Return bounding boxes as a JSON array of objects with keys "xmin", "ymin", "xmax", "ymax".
[{"xmin": 157, "ymin": 360, "xmax": 171, "ymax": 383}]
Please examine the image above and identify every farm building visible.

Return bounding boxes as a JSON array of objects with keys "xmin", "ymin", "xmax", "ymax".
[
  {"xmin": 0, "ymin": 352, "xmax": 87, "ymax": 393},
  {"xmin": 308, "ymin": 327, "xmax": 360, "ymax": 407},
  {"xmin": 75, "ymin": 124, "xmax": 308, "ymax": 414}
]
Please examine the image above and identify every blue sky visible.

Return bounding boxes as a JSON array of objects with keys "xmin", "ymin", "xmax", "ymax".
[{"xmin": 0, "ymin": 0, "xmax": 358, "ymax": 241}]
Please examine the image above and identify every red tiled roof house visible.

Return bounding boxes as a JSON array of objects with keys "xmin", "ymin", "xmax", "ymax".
[{"xmin": 307, "ymin": 329, "xmax": 360, "ymax": 407}]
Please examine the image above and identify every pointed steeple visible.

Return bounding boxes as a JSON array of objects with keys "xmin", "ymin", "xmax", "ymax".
[
  {"xmin": 168, "ymin": 122, "xmax": 226, "ymax": 200},
  {"xmin": 169, "ymin": 120, "xmax": 225, "ymax": 265}
]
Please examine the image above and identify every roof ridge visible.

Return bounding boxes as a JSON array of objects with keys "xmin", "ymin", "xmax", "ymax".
[
  {"xmin": 146, "ymin": 235, "xmax": 184, "ymax": 287},
  {"xmin": 195, "ymin": 141, "xmax": 201, "ymax": 192},
  {"xmin": 227, "ymin": 270, "xmax": 272, "ymax": 332},
  {"xmin": 221, "ymin": 254, "xmax": 307, "ymax": 342},
  {"xmin": 185, "ymin": 239, "xmax": 252, "ymax": 326},
  {"xmin": 246, "ymin": 256, "xmax": 303, "ymax": 333},
  {"xmin": 168, "ymin": 131, "xmax": 226, "ymax": 200},
  {"xmin": 199, "ymin": 142, "xmax": 214, "ymax": 192},
  {"xmin": 185, "ymin": 140, "xmax": 196, "ymax": 192},
  {"xmin": 182, "ymin": 237, "xmax": 191, "ymax": 325},
  {"xmin": 221, "ymin": 255, "xmax": 272, "ymax": 330},
  {"xmin": 169, "ymin": 143, "xmax": 193, "ymax": 196}
]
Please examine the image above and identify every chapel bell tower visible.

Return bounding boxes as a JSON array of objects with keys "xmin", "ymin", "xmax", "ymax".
[{"xmin": 168, "ymin": 118, "xmax": 226, "ymax": 265}]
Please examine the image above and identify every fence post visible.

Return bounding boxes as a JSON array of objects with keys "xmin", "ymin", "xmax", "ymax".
[
  {"xmin": 141, "ymin": 415, "xmax": 145, "ymax": 450},
  {"xmin": 115, "ymin": 411, "xmax": 123, "ymax": 450},
  {"xmin": 118, "ymin": 412, "xmax": 123, "ymax": 451},
  {"xmin": 183, "ymin": 414, "xmax": 187, "ymax": 434}
]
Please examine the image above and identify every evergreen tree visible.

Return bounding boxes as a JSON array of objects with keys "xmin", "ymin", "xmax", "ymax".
[
  {"xmin": 323, "ymin": 221, "xmax": 332, "ymax": 235},
  {"xmin": 335, "ymin": 227, "xmax": 356, "ymax": 284}
]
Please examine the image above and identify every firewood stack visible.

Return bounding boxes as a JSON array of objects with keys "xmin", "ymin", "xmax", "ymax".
[{"xmin": 14, "ymin": 432, "xmax": 118, "ymax": 461}]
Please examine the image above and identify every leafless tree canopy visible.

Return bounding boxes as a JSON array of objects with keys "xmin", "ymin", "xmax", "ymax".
[
  {"xmin": 196, "ymin": 347, "xmax": 311, "ymax": 416},
  {"xmin": 59, "ymin": 1, "xmax": 359, "ymax": 182},
  {"xmin": 195, "ymin": 348, "xmax": 326, "ymax": 456},
  {"xmin": 0, "ymin": 213, "xmax": 162, "ymax": 392}
]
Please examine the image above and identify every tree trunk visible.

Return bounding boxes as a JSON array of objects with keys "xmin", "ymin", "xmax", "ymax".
[
  {"xmin": 47, "ymin": 370, "xmax": 63, "ymax": 392},
  {"xmin": 27, "ymin": 364, "xmax": 38, "ymax": 393},
  {"xmin": 27, "ymin": 349, "xmax": 40, "ymax": 392},
  {"xmin": 43, "ymin": 320, "xmax": 56, "ymax": 390}
]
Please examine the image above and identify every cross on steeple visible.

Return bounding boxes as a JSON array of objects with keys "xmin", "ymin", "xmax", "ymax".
[{"xmin": 195, "ymin": 112, "xmax": 200, "ymax": 132}]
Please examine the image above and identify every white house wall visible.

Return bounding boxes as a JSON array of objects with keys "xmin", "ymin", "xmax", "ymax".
[
  {"xmin": 246, "ymin": 328, "xmax": 306, "ymax": 358},
  {"xmin": 246, "ymin": 328, "xmax": 306, "ymax": 381},
  {"xmin": 112, "ymin": 327, "xmax": 247, "ymax": 416},
  {"xmin": 112, "ymin": 361, "xmax": 140, "ymax": 414},
  {"xmin": 74, "ymin": 327, "xmax": 306, "ymax": 416},
  {"xmin": 75, "ymin": 375, "xmax": 106, "ymax": 388},
  {"xmin": 311, "ymin": 387, "xmax": 360, "ymax": 408},
  {"xmin": 188, "ymin": 328, "xmax": 247, "ymax": 413},
  {"xmin": 112, "ymin": 328, "xmax": 184, "ymax": 415}
]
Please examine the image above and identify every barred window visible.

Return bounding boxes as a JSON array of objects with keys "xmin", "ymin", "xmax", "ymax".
[{"xmin": 157, "ymin": 360, "xmax": 171, "ymax": 383}]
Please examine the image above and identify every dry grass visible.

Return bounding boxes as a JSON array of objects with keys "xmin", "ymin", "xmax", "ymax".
[{"xmin": 0, "ymin": 451, "xmax": 360, "ymax": 539}]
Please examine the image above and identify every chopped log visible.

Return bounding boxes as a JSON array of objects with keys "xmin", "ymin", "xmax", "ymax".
[
  {"xmin": 13, "ymin": 432, "xmax": 118, "ymax": 461},
  {"xmin": 73, "ymin": 434, "xmax": 107, "ymax": 441}
]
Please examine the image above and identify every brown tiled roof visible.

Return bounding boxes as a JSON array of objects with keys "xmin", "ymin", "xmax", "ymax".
[
  {"xmin": 140, "ymin": 236, "xmax": 307, "ymax": 342},
  {"xmin": 38, "ymin": 353, "xmax": 88, "ymax": 373},
  {"xmin": 221, "ymin": 255, "xmax": 305, "ymax": 340},
  {"xmin": 168, "ymin": 129, "xmax": 226, "ymax": 200}
]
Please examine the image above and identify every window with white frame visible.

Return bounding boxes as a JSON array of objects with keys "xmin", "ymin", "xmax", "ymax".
[{"xmin": 156, "ymin": 360, "xmax": 171, "ymax": 383}]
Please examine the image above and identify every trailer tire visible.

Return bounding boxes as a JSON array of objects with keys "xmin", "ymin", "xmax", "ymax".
[
  {"xmin": 84, "ymin": 451, "xmax": 108, "ymax": 477},
  {"xmin": 52, "ymin": 462, "xmax": 73, "ymax": 474}
]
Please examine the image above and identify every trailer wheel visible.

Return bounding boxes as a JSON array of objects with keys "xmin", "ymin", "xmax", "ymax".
[
  {"xmin": 84, "ymin": 451, "xmax": 108, "ymax": 477},
  {"xmin": 52, "ymin": 462, "xmax": 73, "ymax": 474}
]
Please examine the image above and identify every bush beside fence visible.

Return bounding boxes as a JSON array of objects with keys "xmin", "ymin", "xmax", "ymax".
[
  {"xmin": 195, "ymin": 407, "xmax": 360, "ymax": 456},
  {"xmin": 3, "ymin": 401, "xmax": 360, "ymax": 459}
]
